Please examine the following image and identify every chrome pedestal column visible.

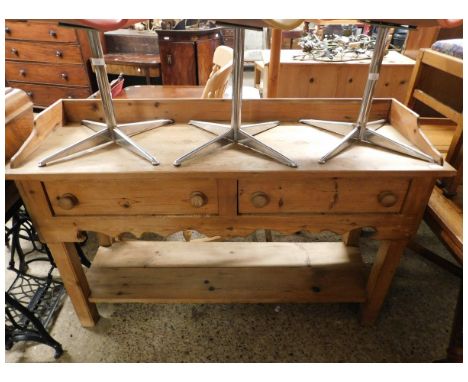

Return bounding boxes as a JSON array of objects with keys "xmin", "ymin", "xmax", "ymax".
[
  {"xmin": 300, "ymin": 25, "xmax": 435, "ymax": 164},
  {"xmin": 173, "ymin": 27, "xmax": 297, "ymax": 168},
  {"xmin": 38, "ymin": 29, "xmax": 172, "ymax": 167}
]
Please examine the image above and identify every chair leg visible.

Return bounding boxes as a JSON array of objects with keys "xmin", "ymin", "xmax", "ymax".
[
  {"xmin": 407, "ymin": 240, "xmax": 462, "ymax": 278},
  {"xmin": 445, "ymin": 283, "xmax": 463, "ymax": 362}
]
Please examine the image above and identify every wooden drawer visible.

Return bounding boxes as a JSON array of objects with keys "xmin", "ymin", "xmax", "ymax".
[
  {"xmin": 6, "ymin": 61, "xmax": 89, "ymax": 86},
  {"xmin": 238, "ymin": 177, "xmax": 410, "ymax": 214},
  {"xmin": 44, "ymin": 179, "xmax": 219, "ymax": 216},
  {"xmin": 7, "ymin": 82, "xmax": 91, "ymax": 108},
  {"xmin": 5, "ymin": 41, "xmax": 83, "ymax": 64},
  {"xmin": 5, "ymin": 20, "xmax": 78, "ymax": 42},
  {"xmin": 106, "ymin": 62, "xmax": 160, "ymax": 78}
]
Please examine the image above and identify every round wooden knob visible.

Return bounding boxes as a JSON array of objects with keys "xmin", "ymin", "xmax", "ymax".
[
  {"xmin": 57, "ymin": 193, "xmax": 79, "ymax": 210},
  {"xmin": 56, "ymin": 50, "xmax": 63, "ymax": 58},
  {"xmin": 11, "ymin": 48, "xmax": 18, "ymax": 55},
  {"xmin": 49, "ymin": 29, "xmax": 57, "ymax": 38},
  {"xmin": 26, "ymin": 91, "xmax": 33, "ymax": 98},
  {"xmin": 5, "ymin": 26, "xmax": 11, "ymax": 34},
  {"xmin": 190, "ymin": 191, "xmax": 207, "ymax": 208},
  {"xmin": 60, "ymin": 73, "xmax": 68, "ymax": 80},
  {"xmin": 378, "ymin": 191, "xmax": 398, "ymax": 208},
  {"xmin": 19, "ymin": 69, "xmax": 26, "ymax": 76},
  {"xmin": 251, "ymin": 192, "xmax": 270, "ymax": 208}
]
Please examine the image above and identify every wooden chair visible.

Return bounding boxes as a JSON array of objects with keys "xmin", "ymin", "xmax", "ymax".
[
  {"xmin": 118, "ymin": 45, "xmax": 233, "ymax": 99},
  {"xmin": 408, "ymin": 184, "xmax": 463, "ymax": 362},
  {"xmin": 201, "ymin": 45, "xmax": 233, "ymax": 98},
  {"xmin": 405, "ymin": 41, "xmax": 463, "ymax": 362},
  {"xmin": 405, "ymin": 46, "xmax": 463, "ymax": 196}
]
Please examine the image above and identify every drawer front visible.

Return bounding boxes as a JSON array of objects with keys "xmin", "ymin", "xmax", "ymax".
[
  {"xmin": 106, "ymin": 62, "xmax": 160, "ymax": 78},
  {"xmin": 5, "ymin": 20, "xmax": 78, "ymax": 42},
  {"xmin": 5, "ymin": 41, "xmax": 83, "ymax": 64},
  {"xmin": 6, "ymin": 61, "xmax": 89, "ymax": 86},
  {"xmin": 45, "ymin": 179, "xmax": 219, "ymax": 216},
  {"xmin": 239, "ymin": 178, "xmax": 410, "ymax": 214},
  {"xmin": 7, "ymin": 82, "xmax": 91, "ymax": 108}
]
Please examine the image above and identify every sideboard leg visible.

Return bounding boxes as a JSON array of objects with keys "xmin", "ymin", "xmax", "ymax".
[
  {"xmin": 360, "ymin": 239, "xmax": 407, "ymax": 325},
  {"xmin": 48, "ymin": 242, "xmax": 100, "ymax": 327}
]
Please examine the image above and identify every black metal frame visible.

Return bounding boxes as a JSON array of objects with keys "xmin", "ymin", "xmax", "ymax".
[
  {"xmin": 6, "ymin": 280, "xmax": 65, "ymax": 359},
  {"xmin": 4, "ymin": 205, "xmax": 91, "ymax": 358}
]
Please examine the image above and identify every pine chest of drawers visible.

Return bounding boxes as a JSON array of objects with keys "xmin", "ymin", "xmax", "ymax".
[{"xmin": 5, "ymin": 20, "xmax": 94, "ymax": 108}]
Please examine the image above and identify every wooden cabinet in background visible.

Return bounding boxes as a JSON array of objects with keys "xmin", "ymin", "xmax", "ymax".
[
  {"xmin": 220, "ymin": 27, "xmax": 235, "ymax": 48},
  {"xmin": 5, "ymin": 20, "xmax": 95, "ymax": 108},
  {"xmin": 255, "ymin": 50, "xmax": 415, "ymax": 102},
  {"xmin": 156, "ymin": 28, "xmax": 222, "ymax": 85}
]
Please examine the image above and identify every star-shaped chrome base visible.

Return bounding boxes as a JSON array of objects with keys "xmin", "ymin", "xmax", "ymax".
[
  {"xmin": 173, "ymin": 120, "xmax": 297, "ymax": 167},
  {"xmin": 37, "ymin": 28, "xmax": 173, "ymax": 167},
  {"xmin": 300, "ymin": 24, "xmax": 436, "ymax": 165},
  {"xmin": 173, "ymin": 26, "xmax": 297, "ymax": 168},
  {"xmin": 38, "ymin": 119, "xmax": 173, "ymax": 167},
  {"xmin": 299, "ymin": 118, "xmax": 436, "ymax": 164}
]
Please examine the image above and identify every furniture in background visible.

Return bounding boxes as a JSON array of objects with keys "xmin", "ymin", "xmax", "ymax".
[
  {"xmin": 408, "ymin": 140, "xmax": 463, "ymax": 363},
  {"xmin": 404, "ymin": 38, "xmax": 463, "ymax": 363},
  {"xmin": 5, "ymin": 202, "xmax": 67, "ymax": 359},
  {"xmin": 6, "ymin": 97, "xmax": 454, "ymax": 328},
  {"xmin": 5, "ymin": 86, "xmax": 65, "ymax": 358},
  {"xmin": 118, "ymin": 85, "xmax": 205, "ymax": 99},
  {"xmin": 264, "ymin": 28, "xmax": 304, "ymax": 49},
  {"xmin": 5, "ymin": 88, "xmax": 33, "ymax": 161},
  {"xmin": 116, "ymin": 45, "xmax": 234, "ymax": 100},
  {"xmin": 104, "ymin": 28, "xmax": 161, "ymax": 85},
  {"xmin": 35, "ymin": 19, "xmax": 173, "ymax": 168},
  {"xmin": 105, "ymin": 54, "xmax": 161, "ymax": 85},
  {"xmin": 5, "ymin": 20, "xmax": 95, "ymax": 108},
  {"xmin": 405, "ymin": 44, "xmax": 463, "ymax": 196},
  {"xmin": 220, "ymin": 27, "xmax": 235, "ymax": 48},
  {"xmin": 156, "ymin": 28, "xmax": 223, "ymax": 85},
  {"xmin": 255, "ymin": 50, "xmax": 415, "ymax": 101},
  {"xmin": 403, "ymin": 23, "xmax": 463, "ymax": 60}
]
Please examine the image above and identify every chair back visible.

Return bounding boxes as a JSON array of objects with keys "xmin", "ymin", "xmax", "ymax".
[
  {"xmin": 202, "ymin": 46, "xmax": 233, "ymax": 99},
  {"xmin": 212, "ymin": 45, "xmax": 233, "ymax": 68}
]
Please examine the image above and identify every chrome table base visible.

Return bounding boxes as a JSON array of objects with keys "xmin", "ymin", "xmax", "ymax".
[
  {"xmin": 38, "ymin": 28, "xmax": 172, "ymax": 167},
  {"xmin": 299, "ymin": 118, "xmax": 436, "ymax": 164},
  {"xmin": 173, "ymin": 27, "xmax": 297, "ymax": 168},
  {"xmin": 300, "ymin": 24, "xmax": 435, "ymax": 165},
  {"xmin": 38, "ymin": 119, "xmax": 172, "ymax": 167},
  {"xmin": 173, "ymin": 120, "xmax": 297, "ymax": 167}
]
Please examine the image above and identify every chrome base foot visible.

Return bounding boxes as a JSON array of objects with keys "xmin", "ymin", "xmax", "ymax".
[
  {"xmin": 173, "ymin": 121, "xmax": 297, "ymax": 168},
  {"xmin": 300, "ymin": 119, "xmax": 436, "ymax": 164},
  {"xmin": 38, "ymin": 119, "xmax": 173, "ymax": 167}
]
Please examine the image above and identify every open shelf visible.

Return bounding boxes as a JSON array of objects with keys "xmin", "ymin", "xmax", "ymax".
[{"xmin": 87, "ymin": 241, "xmax": 367, "ymax": 304}]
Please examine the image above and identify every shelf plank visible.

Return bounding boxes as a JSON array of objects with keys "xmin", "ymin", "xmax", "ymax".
[{"xmin": 87, "ymin": 241, "xmax": 367, "ymax": 303}]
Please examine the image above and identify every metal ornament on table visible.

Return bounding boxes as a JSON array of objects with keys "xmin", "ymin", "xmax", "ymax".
[
  {"xmin": 300, "ymin": 23, "xmax": 436, "ymax": 164},
  {"xmin": 173, "ymin": 27, "xmax": 297, "ymax": 168},
  {"xmin": 38, "ymin": 29, "xmax": 173, "ymax": 167},
  {"xmin": 295, "ymin": 32, "xmax": 374, "ymax": 62}
]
